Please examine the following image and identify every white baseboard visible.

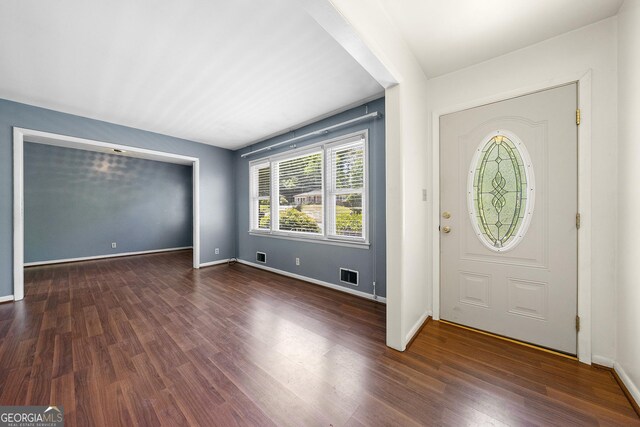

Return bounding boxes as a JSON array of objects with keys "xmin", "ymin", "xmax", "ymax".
[
  {"xmin": 614, "ymin": 362, "xmax": 640, "ymax": 410},
  {"xmin": 591, "ymin": 356, "xmax": 639, "ymax": 410},
  {"xmin": 199, "ymin": 259, "xmax": 231, "ymax": 267},
  {"xmin": 404, "ymin": 310, "xmax": 432, "ymax": 348},
  {"xmin": 24, "ymin": 246, "xmax": 193, "ymax": 267},
  {"xmin": 0, "ymin": 295, "xmax": 14, "ymax": 303},
  {"xmin": 236, "ymin": 259, "xmax": 386, "ymax": 304},
  {"xmin": 592, "ymin": 355, "xmax": 615, "ymax": 368}
]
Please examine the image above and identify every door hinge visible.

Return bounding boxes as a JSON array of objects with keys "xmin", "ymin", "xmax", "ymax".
[
  {"xmin": 576, "ymin": 315, "xmax": 581, "ymax": 332},
  {"xmin": 576, "ymin": 213, "xmax": 581, "ymax": 229},
  {"xmin": 576, "ymin": 108, "xmax": 581, "ymax": 125}
]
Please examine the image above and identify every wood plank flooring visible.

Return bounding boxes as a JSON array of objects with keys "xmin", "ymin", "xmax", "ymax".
[{"xmin": 1, "ymin": 250, "xmax": 638, "ymax": 426}]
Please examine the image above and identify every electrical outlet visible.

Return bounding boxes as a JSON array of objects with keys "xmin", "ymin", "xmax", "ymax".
[
  {"xmin": 215, "ymin": 248, "xmax": 219, "ymax": 255},
  {"xmin": 295, "ymin": 257, "xmax": 300, "ymax": 266},
  {"xmin": 111, "ymin": 242, "xmax": 117, "ymax": 249}
]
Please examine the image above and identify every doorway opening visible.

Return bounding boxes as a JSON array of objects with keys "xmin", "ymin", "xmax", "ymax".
[{"xmin": 12, "ymin": 128, "xmax": 201, "ymax": 301}]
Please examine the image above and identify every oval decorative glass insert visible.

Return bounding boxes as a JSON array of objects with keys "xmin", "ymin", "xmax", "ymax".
[{"xmin": 468, "ymin": 132, "xmax": 535, "ymax": 252}]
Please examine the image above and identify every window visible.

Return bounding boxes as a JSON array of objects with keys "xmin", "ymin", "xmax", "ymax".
[
  {"xmin": 250, "ymin": 162, "xmax": 270, "ymax": 230},
  {"xmin": 276, "ymin": 150, "xmax": 324, "ymax": 234},
  {"xmin": 468, "ymin": 132, "xmax": 535, "ymax": 252},
  {"xmin": 327, "ymin": 140, "xmax": 365, "ymax": 239},
  {"xmin": 249, "ymin": 132, "xmax": 368, "ymax": 244}
]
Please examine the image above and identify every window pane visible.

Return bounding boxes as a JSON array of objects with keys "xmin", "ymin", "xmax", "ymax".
[
  {"xmin": 258, "ymin": 199, "xmax": 270, "ymax": 230},
  {"xmin": 333, "ymin": 145, "xmax": 364, "ymax": 190},
  {"xmin": 329, "ymin": 141, "xmax": 365, "ymax": 239},
  {"xmin": 470, "ymin": 134, "xmax": 533, "ymax": 251},
  {"xmin": 251, "ymin": 163, "xmax": 271, "ymax": 231},
  {"xmin": 257, "ymin": 166, "xmax": 270, "ymax": 197},
  {"xmin": 278, "ymin": 152, "xmax": 323, "ymax": 233},
  {"xmin": 335, "ymin": 193, "xmax": 363, "ymax": 237}
]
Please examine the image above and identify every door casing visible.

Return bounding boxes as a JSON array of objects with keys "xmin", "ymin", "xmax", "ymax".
[{"xmin": 431, "ymin": 70, "xmax": 592, "ymax": 364}]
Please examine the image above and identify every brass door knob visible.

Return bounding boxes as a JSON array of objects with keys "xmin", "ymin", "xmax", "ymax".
[{"xmin": 442, "ymin": 226, "xmax": 451, "ymax": 233}]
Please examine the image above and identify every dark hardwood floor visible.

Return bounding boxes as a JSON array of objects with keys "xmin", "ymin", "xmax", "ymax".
[{"xmin": 0, "ymin": 250, "xmax": 637, "ymax": 426}]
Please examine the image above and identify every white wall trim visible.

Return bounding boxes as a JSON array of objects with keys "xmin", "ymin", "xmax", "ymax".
[
  {"xmin": 405, "ymin": 310, "xmax": 432, "ymax": 345},
  {"xmin": 236, "ymin": 259, "xmax": 386, "ymax": 304},
  {"xmin": 614, "ymin": 362, "xmax": 640, "ymax": 410},
  {"xmin": 23, "ymin": 247, "xmax": 193, "ymax": 267},
  {"xmin": 431, "ymin": 70, "xmax": 593, "ymax": 363},
  {"xmin": 0, "ymin": 295, "xmax": 15, "ymax": 304},
  {"xmin": 12, "ymin": 128, "xmax": 202, "ymax": 301},
  {"xmin": 192, "ymin": 160, "xmax": 200, "ymax": 269},
  {"xmin": 199, "ymin": 259, "xmax": 231, "ymax": 268},
  {"xmin": 576, "ymin": 71, "xmax": 593, "ymax": 365},
  {"xmin": 13, "ymin": 128, "xmax": 24, "ymax": 301},
  {"xmin": 592, "ymin": 355, "xmax": 615, "ymax": 368},
  {"xmin": 16, "ymin": 128, "xmax": 198, "ymax": 164},
  {"xmin": 590, "ymin": 357, "xmax": 640, "ymax": 409}
]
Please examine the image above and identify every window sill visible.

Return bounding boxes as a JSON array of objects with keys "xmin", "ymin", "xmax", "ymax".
[{"xmin": 248, "ymin": 231, "xmax": 370, "ymax": 249}]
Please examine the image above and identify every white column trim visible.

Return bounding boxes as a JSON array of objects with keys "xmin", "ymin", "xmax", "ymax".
[{"xmin": 13, "ymin": 128, "xmax": 24, "ymax": 301}]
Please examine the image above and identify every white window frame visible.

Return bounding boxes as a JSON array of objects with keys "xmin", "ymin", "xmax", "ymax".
[
  {"xmin": 248, "ymin": 130, "xmax": 369, "ymax": 247},
  {"xmin": 325, "ymin": 136, "xmax": 368, "ymax": 243},
  {"xmin": 249, "ymin": 161, "xmax": 271, "ymax": 231},
  {"xmin": 272, "ymin": 145, "xmax": 325, "ymax": 236}
]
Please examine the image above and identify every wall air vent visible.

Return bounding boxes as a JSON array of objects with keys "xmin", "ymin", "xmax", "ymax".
[
  {"xmin": 340, "ymin": 268, "xmax": 359, "ymax": 286},
  {"xmin": 256, "ymin": 252, "xmax": 267, "ymax": 263}
]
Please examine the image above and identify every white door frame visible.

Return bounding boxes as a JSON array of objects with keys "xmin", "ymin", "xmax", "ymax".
[
  {"xmin": 431, "ymin": 70, "xmax": 592, "ymax": 364},
  {"xmin": 12, "ymin": 128, "xmax": 201, "ymax": 301}
]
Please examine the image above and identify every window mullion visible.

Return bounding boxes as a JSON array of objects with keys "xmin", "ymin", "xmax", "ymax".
[
  {"xmin": 271, "ymin": 162, "xmax": 279, "ymax": 231},
  {"xmin": 326, "ymin": 149, "xmax": 333, "ymax": 236},
  {"xmin": 321, "ymin": 152, "xmax": 326, "ymax": 235}
]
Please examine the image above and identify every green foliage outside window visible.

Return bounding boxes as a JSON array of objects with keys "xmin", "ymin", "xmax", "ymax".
[
  {"xmin": 259, "ymin": 208, "xmax": 321, "ymax": 233},
  {"xmin": 335, "ymin": 205, "xmax": 362, "ymax": 236},
  {"xmin": 279, "ymin": 208, "xmax": 320, "ymax": 232},
  {"xmin": 259, "ymin": 212, "xmax": 270, "ymax": 229}
]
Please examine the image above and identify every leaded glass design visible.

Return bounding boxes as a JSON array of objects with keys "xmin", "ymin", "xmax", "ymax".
[{"xmin": 468, "ymin": 133, "xmax": 534, "ymax": 251}]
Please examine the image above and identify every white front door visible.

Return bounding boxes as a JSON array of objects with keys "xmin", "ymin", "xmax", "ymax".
[{"xmin": 440, "ymin": 84, "xmax": 578, "ymax": 355}]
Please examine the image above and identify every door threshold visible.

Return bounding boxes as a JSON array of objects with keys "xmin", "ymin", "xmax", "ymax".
[{"xmin": 438, "ymin": 319, "xmax": 577, "ymax": 361}]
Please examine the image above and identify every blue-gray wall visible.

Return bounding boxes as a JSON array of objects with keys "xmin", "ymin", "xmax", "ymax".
[
  {"xmin": 24, "ymin": 143, "xmax": 193, "ymax": 263},
  {"xmin": 0, "ymin": 99, "xmax": 235, "ymax": 297},
  {"xmin": 1, "ymin": 97, "xmax": 386, "ymax": 299},
  {"xmin": 235, "ymin": 98, "xmax": 386, "ymax": 297}
]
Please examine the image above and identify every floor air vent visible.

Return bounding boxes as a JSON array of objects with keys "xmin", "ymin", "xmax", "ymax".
[
  {"xmin": 256, "ymin": 252, "xmax": 267, "ymax": 263},
  {"xmin": 340, "ymin": 268, "xmax": 359, "ymax": 286}
]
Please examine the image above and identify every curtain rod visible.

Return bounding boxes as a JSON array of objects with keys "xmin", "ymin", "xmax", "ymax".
[{"xmin": 240, "ymin": 111, "xmax": 383, "ymax": 158}]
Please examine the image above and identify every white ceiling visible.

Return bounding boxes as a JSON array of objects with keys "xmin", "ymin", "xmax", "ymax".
[
  {"xmin": 379, "ymin": 0, "xmax": 624, "ymax": 78},
  {"xmin": 0, "ymin": 0, "xmax": 383, "ymax": 149},
  {"xmin": 1, "ymin": 1, "xmax": 627, "ymax": 149}
]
